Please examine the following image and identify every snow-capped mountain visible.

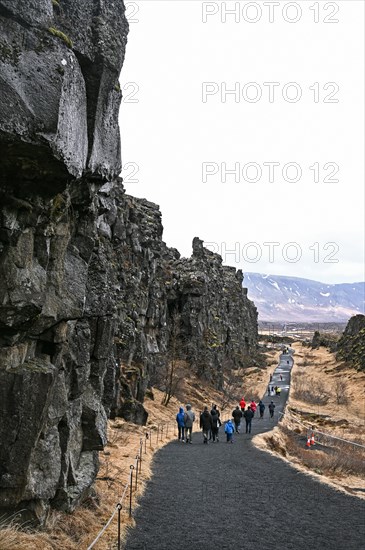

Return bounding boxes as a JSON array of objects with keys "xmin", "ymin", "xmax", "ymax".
[{"xmin": 244, "ymin": 273, "xmax": 365, "ymax": 322}]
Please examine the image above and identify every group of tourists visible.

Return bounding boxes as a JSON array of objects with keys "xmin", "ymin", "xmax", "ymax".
[
  {"xmin": 175, "ymin": 397, "xmax": 277, "ymax": 445},
  {"xmin": 230, "ymin": 398, "xmax": 275, "ymax": 436},
  {"xmin": 175, "ymin": 404, "xmax": 196, "ymax": 443},
  {"xmin": 176, "ymin": 403, "xmax": 221, "ymax": 444},
  {"xmin": 267, "ymin": 385, "xmax": 281, "ymax": 397},
  {"xmin": 174, "ymin": 354, "xmax": 291, "ymax": 445}
]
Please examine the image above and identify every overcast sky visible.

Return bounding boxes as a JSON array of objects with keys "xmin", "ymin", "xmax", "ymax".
[{"xmin": 119, "ymin": 0, "xmax": 364, "ymax": 284}]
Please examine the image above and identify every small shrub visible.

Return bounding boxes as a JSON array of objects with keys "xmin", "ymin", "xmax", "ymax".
[
  {"xmin": 334, "ymin": 379, "xmax": 350, "ymax": 405},
  {"xmin": 293, "ymin": 374, "xmax": 329, "ymax": 405}
]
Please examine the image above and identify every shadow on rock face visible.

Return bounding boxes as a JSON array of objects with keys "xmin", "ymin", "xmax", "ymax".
[{"xmin": 0, "ymin": 140, "xmax": 72, "ymax": 197}]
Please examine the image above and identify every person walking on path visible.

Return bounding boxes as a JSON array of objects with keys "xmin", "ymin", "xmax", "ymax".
[
  {"xmin": 200, "ymin": 406, "xmax": 213, "ymax": 444},
  {"xmin": 280, "ymin": 374, "xmax": 283, "ymax": 381},
  {"xmin": 224, "ymin": 418, "xmax": 235, "ymax": 443},
  {"xmin": 184, "ymin": 404, "xmax": 195, "ymax": 443},
  {"xmin": 232, "ymin": 406, "xmax": 243, "ymax": 433},
  {"xmin": 176, "ymin": 406, "xmax": 185, "ymax": 442},
  {"xmin": 239, "ymin": 397, "xmax": 246, "ymax": 413},
  {"xmin": 244, "ymin": 406, "xmax": 254, "ymax": 433},
  {"xmin": 250, "ymin": 400, "xmax": 257, "ymax": 417},
  {"xmin": 268, "ymin": 401, "xmax": 275, "ymax": 419},
  {"xmin": 277, "ymin": 387, "xmax": 282, "ymax": 397},
  {"xmin": 258, "ymin": 400, "xmax": 265, "ymax": 419},
  {"xmin": 210, "ymin": 404, "xmax": 221, "ymax": 442},
  {"xmin": 267, "ymin": 385, "xmax": 271, "ymax": 396}
]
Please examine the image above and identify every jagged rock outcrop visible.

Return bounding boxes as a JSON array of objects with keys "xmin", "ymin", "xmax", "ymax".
[
  {"xmin": 0, "ymin": 0, "xmax": 257, "ymax": 524},
  {"xmin": 311, "ymin": 331, "xmax": 338, "ymax": 352},
  {"xmin": 113, "ymin": 232, "xmax": 258, "ymax": 422},
  {"xmin": 336, "ymin": 314, "xmax": 365, "ymax": 371}
]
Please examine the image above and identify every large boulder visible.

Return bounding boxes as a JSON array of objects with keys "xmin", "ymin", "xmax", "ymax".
[{"xmin": 0, "ymin": 0, "xmax": 128, "ymax": 194}]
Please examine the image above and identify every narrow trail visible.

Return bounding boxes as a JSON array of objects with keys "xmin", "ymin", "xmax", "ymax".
[{"xmin": 124, "ymin": 351, "xmax": 365, "ymax": 550}]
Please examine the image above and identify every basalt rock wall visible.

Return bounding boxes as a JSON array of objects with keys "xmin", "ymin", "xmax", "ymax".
[
  {"xmin": 0, "ymin": 0, "xmax": 257, "ymax": 523},
  {"xmin": 336, "ymin": 314, "xmax": 365, "ymax": 371}
]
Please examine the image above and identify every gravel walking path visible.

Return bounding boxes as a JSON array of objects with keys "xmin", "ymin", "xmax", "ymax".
[{"xmin": 124, "ymin": 352, "xmax": 365, "ymax": 550}]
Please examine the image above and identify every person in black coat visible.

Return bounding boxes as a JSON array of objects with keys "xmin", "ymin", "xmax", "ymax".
[
  {"xmin": 200, "ymin": 406, "xmax": 213, "ymax": 444},
  {"xmin": 268, "ymin": 401, "xmax": 276, "ymax": 418},
  {"xmin": 210, "ymin": 404, "xmax": 221, "ymax": 442},
  {"xmin": 243, "ymin": 406, "xmax": 254, "ymax": 433},
  {"xmin": 232, "ymin": 405, "xmax": 243, "ymax": 433}
]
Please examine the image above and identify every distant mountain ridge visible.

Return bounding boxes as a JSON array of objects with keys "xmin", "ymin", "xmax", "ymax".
[{"xmin": 244, "ymin": 273, "xmax": 365, "ymax": 322}]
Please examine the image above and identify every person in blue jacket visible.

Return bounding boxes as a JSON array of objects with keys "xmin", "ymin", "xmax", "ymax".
[
  {"xmin": 176, "ymin": 406, "xmax": 185, "ymax": 442},
  {"xmin": 224, "ymin": 419, "xmax": 235, "ymax": 443}
]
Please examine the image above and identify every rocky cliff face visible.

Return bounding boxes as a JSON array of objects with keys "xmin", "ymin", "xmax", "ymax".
[
  {"xmin": 0, "ymin": 0, "xmax": 257, "ymax": 524},
  {"xmin": 336, "ymin": 314, "xmax": 365, "ymax": 371}
]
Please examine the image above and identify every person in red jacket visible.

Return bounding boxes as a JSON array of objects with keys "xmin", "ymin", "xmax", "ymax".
[
  {"xmin": 239, "ymin": 397, "xmax": 246, "ymax": 412},
  {"xmin": 250, "ymin": 400, "xmax": 257, "ymax": 416}
]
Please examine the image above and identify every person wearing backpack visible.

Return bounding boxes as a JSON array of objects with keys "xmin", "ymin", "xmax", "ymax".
[
  {"xmin": 244, "ymin": 406, "xmax": 254, "ymax": 433},
  {"xmin": 200, "ymin": 406, "xmax": 213, "ymax": 444},
  {"xmin": 258, "ymin": 400, "xmax": 265, "ymax": 419},
  {"xmin": 232, "ymin": 405, "xmax": 243, "ymax": 433},
  {"xmin": 176, "ymin": 406, "xmax": 185, "ymax": 442},
  {"xmin": 268, "ymin": 401, "xmax": 276, "ymax": 419},
  {"xmin": 224, "ymin": 419, "xmax": 235, "ymax": 443},
  {"xmin": 184, "ymin": 403, "xmax": 195, "ymax": 443},
  {"xmin": 210, "ymin": 404, "xmax": 221, "ymax": 442}
]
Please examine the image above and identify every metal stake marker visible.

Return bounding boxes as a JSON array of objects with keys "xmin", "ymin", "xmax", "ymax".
[
  {"xmin": 117, "ymin": 503, "xmax": 122, "ymax": 550},
  {"xmin": 129, "ymin": 465, "xmax": 134, "ymax": 517},
  {"xmin": 135, "ymin": 455, "xmax": 139, "ymax": 491},
  {"xmin": 139, "ymin": 441, "xmax": 143, "ymax": 472}
]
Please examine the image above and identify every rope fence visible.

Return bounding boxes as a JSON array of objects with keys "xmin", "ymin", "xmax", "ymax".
[{"xmin": 86, "ymin": 418, "xmax": 199, "ymax": 549}]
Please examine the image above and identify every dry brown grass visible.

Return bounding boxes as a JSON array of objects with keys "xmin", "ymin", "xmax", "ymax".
[
  {"xmin": 293, "ymin": 373, "xmax": 330, "ymax": 405},
  {"xmin": 0, "ymin": 353, "xmax": 278, "ymax": 549},
  {"xmin": 254, "ymin": 342, "xmax": 365, "ymax": 499},
  {"xmin": 280, "ymin": 425, "xmax": 364, "ymax": 478}
]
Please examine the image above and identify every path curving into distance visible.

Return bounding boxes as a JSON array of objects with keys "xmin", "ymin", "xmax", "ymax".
[{"xmin": 124, "ymin": 350, "xmax": 365, "ymax": 550}]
